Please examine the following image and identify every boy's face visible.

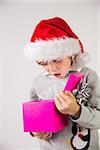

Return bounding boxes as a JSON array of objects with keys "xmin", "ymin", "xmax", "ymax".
[{"xmin": 37, "ymin": 56, "xmax": 72, "ymax": 79}]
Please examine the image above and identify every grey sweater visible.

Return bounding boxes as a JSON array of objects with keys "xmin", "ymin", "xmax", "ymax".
[{"xmin": 29, "ymin": 67, "xmax": 100, "ymax": 150}]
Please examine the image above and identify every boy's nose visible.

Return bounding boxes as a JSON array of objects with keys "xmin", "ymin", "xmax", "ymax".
[{"xmin": 48, "ymin": 63, "xmax": 58, "ymax": 74}]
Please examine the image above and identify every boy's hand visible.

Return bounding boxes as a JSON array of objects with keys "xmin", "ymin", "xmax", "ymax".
[
  {"xmin": 32, "ymin": 132, "xmax": 52, "ymax": 140},
  {"xmin": 54, "ymin": 91, "xmax": 81, "ymax": 118}
]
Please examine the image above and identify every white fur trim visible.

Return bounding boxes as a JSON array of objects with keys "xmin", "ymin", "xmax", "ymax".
[
  {"xmin": 24, "ymin": 37, "xmax": 81, "ymax": 62},
  {"xmin": 71, "ymin": 52, "xmax": 91, "ymax": 70}
]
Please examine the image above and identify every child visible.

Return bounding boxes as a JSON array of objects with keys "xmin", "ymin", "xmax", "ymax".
[{"xmin": 24, "ymin": 17, "xmax": 100, "ymax": 150}]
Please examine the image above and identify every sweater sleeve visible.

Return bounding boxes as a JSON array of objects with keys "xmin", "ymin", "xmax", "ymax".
[
  {"xmin": 70, "ymin": 70, "xmax": 100, "ymax": 129},
  {"xmin": 30, "ymin": 86, "xmax": 39, "ymax": 100}
]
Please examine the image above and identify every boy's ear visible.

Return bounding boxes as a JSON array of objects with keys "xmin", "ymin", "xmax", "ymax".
[
  {"xmin": 71, "ymin": 60, "xmax": 73, "ymax": 65},
  {"xmin": 71, "ymin": 55, "xmax": 76, "ymax": 65}
]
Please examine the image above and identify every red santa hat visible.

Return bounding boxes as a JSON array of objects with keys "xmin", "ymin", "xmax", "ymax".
[{"xmin": 24, "ymin": 17, "xmax": 90, "ymax": 67}]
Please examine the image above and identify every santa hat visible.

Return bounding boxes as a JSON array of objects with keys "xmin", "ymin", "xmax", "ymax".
[{"xmin": 24, "ymin": 17, "xmax": 90, "ymax": 68}]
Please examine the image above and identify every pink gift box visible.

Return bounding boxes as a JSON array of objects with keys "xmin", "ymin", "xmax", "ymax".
[
  {"xmin": 23, "ymin": 100, "xmax": 68, "ymax": 132},
  {"xmin": 22, "ymin": 73, "xmax": 84, "ymax": 133}
]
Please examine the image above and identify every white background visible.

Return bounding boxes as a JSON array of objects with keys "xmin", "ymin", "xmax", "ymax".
[{"xmin": 0, "ymin": 0, "xmax": 100, "ymax": 150}]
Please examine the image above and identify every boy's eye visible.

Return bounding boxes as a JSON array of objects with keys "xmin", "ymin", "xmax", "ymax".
[
  {"xmin": 53, "ymin": 60, "xmax": 62, "ymax": 63},
  {"xmin": 42, "ymin": 63, "xmax": 48, "ymax": 66},
  {"xmin": 37, "ymin": 61, "xmax": 48, "ymax": 66},
  {"xmin": 37, "ymin": 60, "xmax": 62, "ymax": 65}
]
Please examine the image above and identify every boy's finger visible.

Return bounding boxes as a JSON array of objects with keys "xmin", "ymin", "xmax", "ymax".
[
  {"xmin": 64, "ymin": 90, "xmax": 75, "ymax": 97},
  {"xmin": 35, "ymin": 132, "xmax": 45, "ymax": 137},
  {"xmin": 59, "ymin": 91, "xmax": 70, "ymax": 102},
  {"xmin": 57, "ymin": 94, "xmax": 67, "ymax": 105},
  {"xmin": 42, "ymin": 132, "xmax": 51, "ymax": 139},
  {"xmin": 44, "ymin": 133, "xmax": 52, "ymax": 139},
  {"xmin": 54, "ymin": 97, "xmax": 63, "ymax": 110},
  {"xmin": 54, "ymin": 96, "xmax": 62, "ymax": 105},
  {"xmin": 39, "ymin": 132, "xmax": 52, "ymax": 139}
]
